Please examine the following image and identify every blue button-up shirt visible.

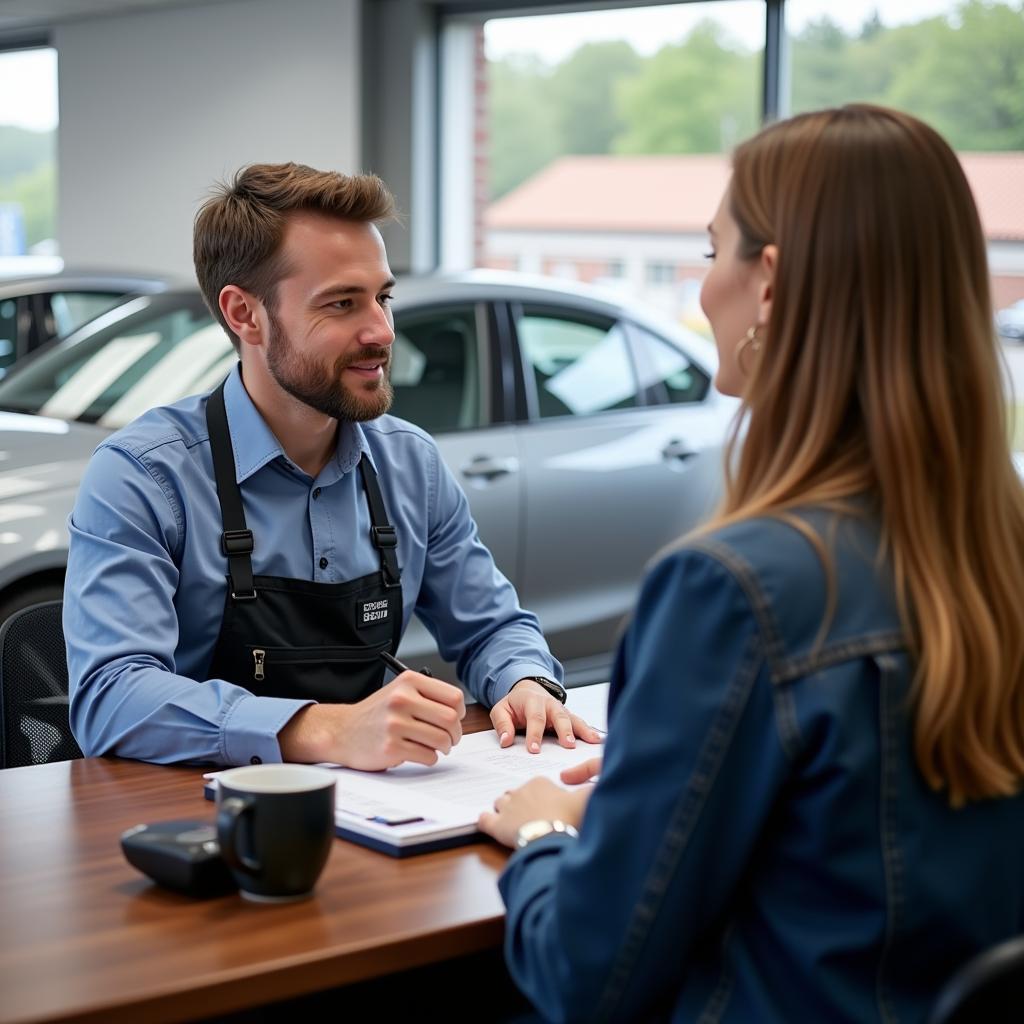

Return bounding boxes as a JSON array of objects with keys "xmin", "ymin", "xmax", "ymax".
[{"xmin": 65, "ymin": 365, "xmax": 560, "ymax": 766}]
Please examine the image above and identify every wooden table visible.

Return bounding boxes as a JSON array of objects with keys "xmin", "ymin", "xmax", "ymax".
[{"xmin": 0, "ymin": 704, "xmax": 511, "ymax": 1024}]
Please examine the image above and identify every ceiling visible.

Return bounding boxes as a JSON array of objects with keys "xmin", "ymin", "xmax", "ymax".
[
  {"xmin": 0, "ymin": 0, "xmax": 680, "ymax": 39},
  {"xmin": 0, "ymin": 0, "xmax": 237, "ymax": 38}
]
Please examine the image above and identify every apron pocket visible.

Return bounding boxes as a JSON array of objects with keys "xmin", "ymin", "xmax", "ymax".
[{"xmin": 246, "ymin": 642, "xmax": 391, "ymax": 684}]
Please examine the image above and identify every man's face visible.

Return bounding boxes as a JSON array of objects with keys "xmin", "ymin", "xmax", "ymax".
[{"xmin": 264, "ymin": 212, "xmax": 396, "ymax": 422}]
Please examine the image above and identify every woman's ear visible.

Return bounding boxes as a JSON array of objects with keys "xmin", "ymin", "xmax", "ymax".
[{"xmin": 757, "ymin": 244, "xmax": 778, "ymax": 325}]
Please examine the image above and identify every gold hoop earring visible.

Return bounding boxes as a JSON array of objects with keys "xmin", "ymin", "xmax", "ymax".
[{"xmin": 736, "ymin": 324, "xmax": 764, "ymax": 376}]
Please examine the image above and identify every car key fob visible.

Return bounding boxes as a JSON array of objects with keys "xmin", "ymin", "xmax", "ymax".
[{"xmin": 121, "ymin": 819, "xmax": 237, "ymax": 897}]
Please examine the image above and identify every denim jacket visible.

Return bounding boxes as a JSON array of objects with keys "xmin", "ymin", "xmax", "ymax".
[{"xmin": 498, "ymin": 511, "xmax": 1024, "ymax": 1023}]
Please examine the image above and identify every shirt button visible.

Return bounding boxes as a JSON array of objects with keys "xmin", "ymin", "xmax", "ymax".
[
  {"xmin": 312, "ymin": 487, "xmax": 321, "ymax": 500},
  {"xmin": 319, "ymin": 556, "xmax": 329, "ymax": 569},
  {"xmin": 249, "ymin": 755, "xmax": 262, "ymax": 765}
]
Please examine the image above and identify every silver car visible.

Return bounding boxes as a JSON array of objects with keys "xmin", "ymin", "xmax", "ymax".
[
  {"xmin": 0, "ymin": 271, "xmax": 736, "ymax": 686},
  {"xmin": 0, "ymin": 269, "xmax": 172, "ymax": 377}
]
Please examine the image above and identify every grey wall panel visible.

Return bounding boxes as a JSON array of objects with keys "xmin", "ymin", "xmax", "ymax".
[{"xmin": 55, "ymin": 0, "xmax": 362, "ymax": 278}]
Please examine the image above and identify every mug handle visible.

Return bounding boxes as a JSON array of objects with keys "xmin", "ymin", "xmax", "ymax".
[{"xmin": 217, "ymin": 796, "xmax": 261, "ymax": 873}]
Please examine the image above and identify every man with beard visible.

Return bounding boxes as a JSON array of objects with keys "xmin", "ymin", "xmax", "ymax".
[{"xmin": 64, "ymin": 163, "xmax": 597, "ymax": 769}]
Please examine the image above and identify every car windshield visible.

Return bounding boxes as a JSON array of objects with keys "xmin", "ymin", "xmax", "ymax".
[{"xmin": 0, "ymin": 296, "xmax": 234, "ymax": 427}]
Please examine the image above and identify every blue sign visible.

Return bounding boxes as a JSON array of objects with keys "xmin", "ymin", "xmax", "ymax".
[{"xmin": 0, "ymin": 204, "xmax": 26, "ymax": 257}]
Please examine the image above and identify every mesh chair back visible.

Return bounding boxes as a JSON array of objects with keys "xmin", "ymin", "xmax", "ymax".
[
  {"xmin": 929, "ymin": 935, "xmax": 1024, "ymax": 1024},
  {"xmin": 0, "ymin": 600, "xmax": 82, "ymax": 769}
]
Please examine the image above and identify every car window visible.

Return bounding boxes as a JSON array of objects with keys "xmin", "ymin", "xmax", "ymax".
[
  {"xmin": 0, "ymin": 304, "xmax": 225, "ymax": 425},
  {"xmin": 48, "ymin": 291, "xmax": 126, "ymax": 337},
  {"xmin": 630, "ymin": 325, "xmax": 710, "ymax": 404},
  {"xmin": 0, "ymin": 298, "xmax": 17, "ymax": 373},
  {"xmin": 516, "ymin": 307, "xmax": 639, "ymax": 418},
  {"xmin": 389, "ymin": 306, "xmax": 481, "ymax": 434}
]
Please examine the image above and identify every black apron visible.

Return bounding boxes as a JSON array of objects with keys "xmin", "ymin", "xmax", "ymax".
[{"xmin": 204, "ymin": 381, "xmax": 402, "ymax": 704}]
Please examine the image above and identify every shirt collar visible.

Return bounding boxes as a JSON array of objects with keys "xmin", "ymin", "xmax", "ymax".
[{"xmin": 221, "ymin": 363, "xmax": 371, "ymax": 484}]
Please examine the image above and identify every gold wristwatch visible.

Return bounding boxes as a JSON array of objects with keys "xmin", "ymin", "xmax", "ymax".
[{"xmin": 515, "ymin": 818, "xmax": 580, "ymax": 850}]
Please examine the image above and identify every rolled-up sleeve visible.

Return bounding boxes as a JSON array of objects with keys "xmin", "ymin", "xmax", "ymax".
[
  {"xmin": 65, "ymin": 444, "xmax": 310, "ymax": 765},
  {"xmin": 497, "ymin": 547, "xmax": 790, "ymax": 1023},
  {"xmin": 412, "ymin": 445, "xmax": 561, "ymax": 707}
]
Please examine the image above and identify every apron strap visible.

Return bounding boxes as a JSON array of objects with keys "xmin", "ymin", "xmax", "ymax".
[
  {"xmin": 205, "ymin": 380, "xmax": 257, "ymax": 601},
  {"xmin": 359, "ymin": 456, "xmax": 402, "ymax": 591}
]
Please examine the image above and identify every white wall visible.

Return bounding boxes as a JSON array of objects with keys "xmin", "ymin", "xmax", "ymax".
[{"xmin": 55, "ymin": 0, "xmax": 362, "ymax": 279}]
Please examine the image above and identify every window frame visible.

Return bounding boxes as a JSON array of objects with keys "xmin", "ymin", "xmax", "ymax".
[
  {"xmin": 624, "ymin": 319, "xmax": 712, "ymax": 407},
  {"xmin": 362, "ymin": 1, "xmax": 784, "ymax": 275}
]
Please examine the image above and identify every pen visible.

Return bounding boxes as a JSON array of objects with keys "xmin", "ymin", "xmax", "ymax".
[
  {"xmin": 379, "ymin": 650, "xmax": 432, "ymax": 677},
  {"xmin": 368, "ymin": 814, "xmax": 426, "ymax": 826}
]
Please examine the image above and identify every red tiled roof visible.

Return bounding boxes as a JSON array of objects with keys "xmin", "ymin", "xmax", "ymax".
[
  {"xmin": 961, "ymin": 153, "xmax": 1024, "ymax": 242},
  {"xmin": 486, "ymin": 153, "xmax": 1024, "ymax": 241}
]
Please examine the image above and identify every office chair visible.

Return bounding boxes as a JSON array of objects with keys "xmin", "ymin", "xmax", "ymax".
[
  {"xmin": 0, "ymin": 599, "xmax": 83, "ymax": 769},
  {"xmin": 928, "ymin": 934, "xmax": 1024, "ymax": 1024}
]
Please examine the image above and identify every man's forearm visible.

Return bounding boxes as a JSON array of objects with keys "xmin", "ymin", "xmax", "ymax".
[{"xmin": 69, "ymin": 660, "xmax": 309, "ymax": 766}]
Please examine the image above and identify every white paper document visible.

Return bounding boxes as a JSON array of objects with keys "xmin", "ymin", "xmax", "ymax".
[
  {"xmin": 205, "ymin": 717, "xmax": 605, "ymax": 855},
  {"xmin": 566, "ymin": 681, "xmax": 609, "ymax": 734},
  {"xmin": 334, "ymin": 730, "xmax": 602, "ymax": 850}
]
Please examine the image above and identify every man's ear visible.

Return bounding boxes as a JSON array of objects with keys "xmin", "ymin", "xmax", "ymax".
[
  {"xmin": 757, "ymin": 243, "xmax": 778, "ymax": 326},
  {"xmin": 219, "ymin": 285, "xmax": 265, "ymax": 347}
]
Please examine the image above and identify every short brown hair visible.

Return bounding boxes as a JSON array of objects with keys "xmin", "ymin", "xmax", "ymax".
[{"xmin": 193, "ymin": 162, "xmax": 395, "ymax": 348}]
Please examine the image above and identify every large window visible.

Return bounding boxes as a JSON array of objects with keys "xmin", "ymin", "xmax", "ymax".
[
  {"xmin": 436, "ymin": 0, "xmax": 1023, "ymax": 452},
  {"xmin": 0, "ymin": 47, "xmax": 58, "ymax": 271},
  {"xmin": 785, "ymin": 0, "xmax": 1024, "ymax": 447},
  {"xmin": 467, "ymin": 2, "xmax": 766, "ymax": 335}
]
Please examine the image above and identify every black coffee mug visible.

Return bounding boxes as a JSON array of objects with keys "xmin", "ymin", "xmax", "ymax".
[{"xmin": 215, "ymin": 764, "xmax": 336, "ymax": 903}]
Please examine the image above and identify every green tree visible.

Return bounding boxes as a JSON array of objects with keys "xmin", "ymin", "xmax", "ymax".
[
  {"xmin": 790, "ymin": 1, "xmax": 1024, "ymax": 151},
  {"xmin": 487, "ymin": 55, "xmax": 560, "ymax": 198},
  {"xmin": 613, "ymin": 21, "xmax": 759, "ymax": 154},
  {"xmin": 886, "ymin": 0, "xmax": 1024, "ymax": 149},
  {"xmin": 0, "ymin": 126, "xmax": 56, "ymax": 249},
  {"xmin": 860, "ymin": 9, "xmax": 885, "ymax": 41},
  {"xmin": 0, "ymin": 162, "xmax": 56, "ymax": 246},
  {"xmin": 548, "ymin": 41, "xmax": 642, "ymax": 155},
  {"xmin": 0, "ymin": 125, "xmax": 54, "ymax": 181}
]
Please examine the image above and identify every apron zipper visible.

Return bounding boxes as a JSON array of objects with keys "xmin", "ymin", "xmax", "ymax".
[{"xmin": 253, "ymin": 648, "xmax": 266, "ymax": 681}]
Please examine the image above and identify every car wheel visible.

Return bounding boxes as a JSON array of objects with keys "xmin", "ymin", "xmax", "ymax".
[{"xmin": 0, "ymin": 582, "xmax": 65, "ymax": 632}]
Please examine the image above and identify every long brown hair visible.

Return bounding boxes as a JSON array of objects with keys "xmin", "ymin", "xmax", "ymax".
[{"xmin": 713, "ymin": 104, "xmax": 1024, "ymax": 806}]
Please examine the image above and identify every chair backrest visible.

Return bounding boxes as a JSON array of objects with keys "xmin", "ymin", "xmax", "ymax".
[
  {"xmin": 0, "ymin": 599, "xmax": 82, "ymax": 769},
  {"xmin": 928, "ymin": 934, "xmax": 1024, "ymax": 1024}
]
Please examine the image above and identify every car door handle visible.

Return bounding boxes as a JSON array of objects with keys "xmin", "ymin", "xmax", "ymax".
[
  {"xmin": 661, "ymin": 439, "xmax": 696, "ymax": 462},
  {"xmin": 461, "ymin": 456, "xmax": 520, "ymax": 481}
]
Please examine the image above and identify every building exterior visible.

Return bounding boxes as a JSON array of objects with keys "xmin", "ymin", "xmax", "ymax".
[{"xmin": 484, "ymin": 153, "xmax": 1024, "ymax": 328}]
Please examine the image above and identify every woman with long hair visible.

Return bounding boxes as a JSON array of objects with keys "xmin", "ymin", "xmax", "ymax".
[{"xmin": 479, "ymin": 104, "xmax": 1024, "ymax": 1022}]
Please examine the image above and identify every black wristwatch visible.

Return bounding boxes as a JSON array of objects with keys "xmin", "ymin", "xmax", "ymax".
[{"xmin": 523, "ymin": 675, "xmax": 567, "ymax": 704}]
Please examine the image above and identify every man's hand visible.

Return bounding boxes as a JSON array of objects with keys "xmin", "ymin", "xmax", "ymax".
[
  {"xmin": 279, "ymin": 671, "xmax": 465, "ymax": 770},
  {"xmin": 489, "ymin": 678, "xmax": 603, "ymax": 753},
  {"xmin": 478, "ymin": 776, "xmax": 593, "ymax": 849}
]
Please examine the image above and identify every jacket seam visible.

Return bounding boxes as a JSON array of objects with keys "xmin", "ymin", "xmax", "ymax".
[
  {"xmin": 687, "ymin": 538, "xmax": 787, "ymax": 679},
  {"xmin": 593, "ymin": 630, "xmax": 764, "ymax": 1022},
  {"xmin": 696, "ymin": 921, "xmax": 737, "ymax": 1023},
  {"xmin": 772, "ymin": 675, "xmax": 803, "ymax": 759},
  {"xmin": 875, "ymin": 652, "xmax": 904, "ymax": 1024},
  {"xmin": 775, "ymin": 631, "xmax": 907, "ymax": 682}
]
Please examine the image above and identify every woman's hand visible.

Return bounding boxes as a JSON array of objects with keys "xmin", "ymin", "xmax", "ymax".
[
  {"xmin": 560, "ymin": 757, "xmax": 602, "ymax": 786},
  {"xmin": 478, "ymin": 759, "xmax": 602, "ymax": 849}
]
